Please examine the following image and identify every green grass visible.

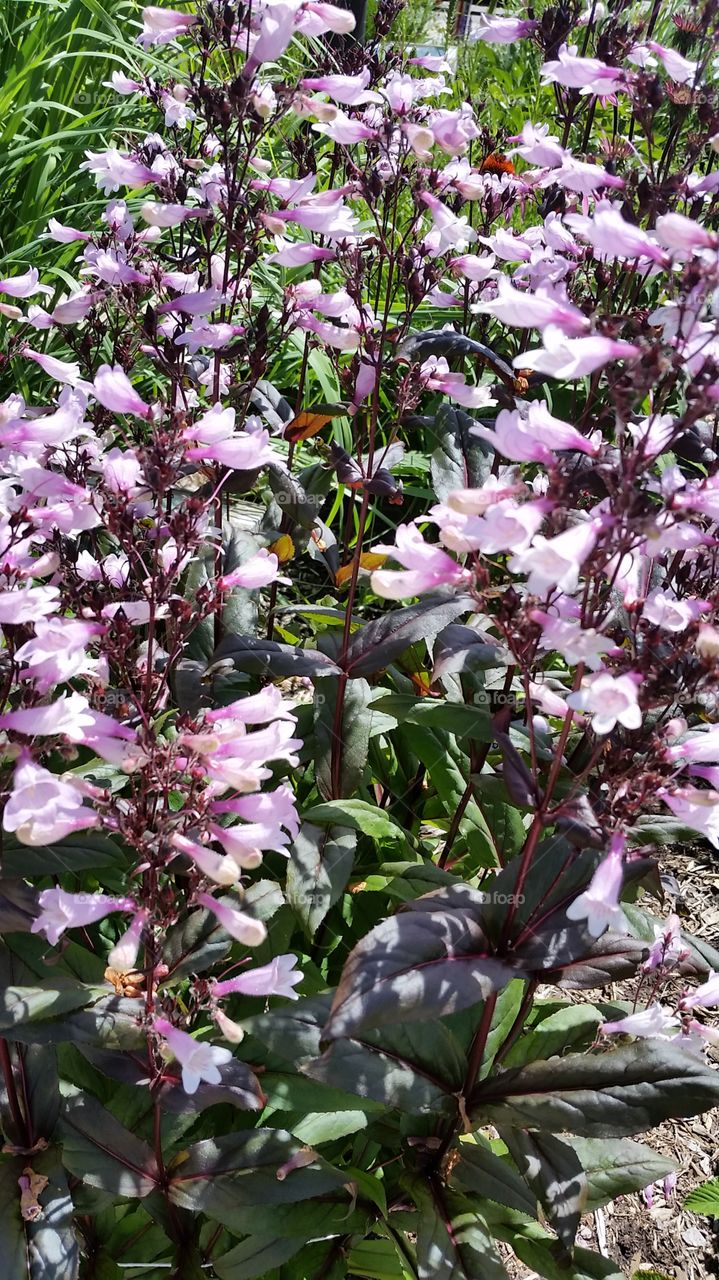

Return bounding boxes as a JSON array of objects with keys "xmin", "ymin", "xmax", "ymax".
[{"xmin": 0, "ymin": 0, "xmax": 155, "ymax": 268}]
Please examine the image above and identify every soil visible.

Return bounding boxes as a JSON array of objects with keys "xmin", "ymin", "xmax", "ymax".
[{"xmin": 507, "ymin": 844, "xmax": 719, "ymax": 1280}]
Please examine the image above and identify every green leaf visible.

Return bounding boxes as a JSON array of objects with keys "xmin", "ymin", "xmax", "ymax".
[
  {"xmin": 570, "ymin": 1138, "xmax": 676, "ymax": 1211},
  {"xmin": 452, "ymin": 1137, "xmax": 537, "ymax": 1217},
  {"xmin": 0, "ymin": 980, "xmax": 101, "ymax": 1032},
  {"xmin": 25, "ymin": 1151, "xmax": 79, "ymax": 1280},
  {"xmin": 503, "ymin": 1130, "xmax": 586, "ymax": 1254},
  {"xmin": 372, "ymin": 695, "xmax": 492, "ymax": 743},
  {"xmin": 306, "ymin": 1024, "xmax": 461, "ymax": 1117},
  {"xmin": 513, "ymin": 1237, "xmax": 623, "ymax": 1280},
  {"xmin": 215, "ymin": 1235, "xmax": 305, "ymax": 1279},
  {"xmin": 684, "ymin": 1177, "xmax": 719, "ymax": 1216},
  {"xmin": 471, "ymin": 1041, "xmax": 719, "ymax": 1137},
  {"xmin": 323, "ymin": 891, "xmax": 517, "ymax": 1040},
  {"xmin": 432, "ymin": 624, "xmax": 505, "ymax": 683},
  {"xmin": 59, "ymin": 1092, "xmax": 159, "ymax": 1198},
  {"xmin": 301, "ymin": 800, "xmax": 407, "ymax": 844},
  {"xmin": 347, "ymin": 1236, "xmax": 416, "ymax": 1280},
  {"xmin": 407, "ymin": 1177, "xmax": 508, "ymax": 1280},
  {"xmin": 5, "ymin": 996, "xmax": 146, "ymax": 1050},
  {"xmin": 343, "ymin": 595, "xmax": 472, "ymax": 679},
  {"xmin": 286, "ymin": 821, "xmax": 356, "ymax": 936},
  {"xmin": 503, "ymin": 1005, "xmax": 603, "ymax": 1068},
  {"xmin": 1, "ymin": 832, "xmax": 127, "ymax": 877}
]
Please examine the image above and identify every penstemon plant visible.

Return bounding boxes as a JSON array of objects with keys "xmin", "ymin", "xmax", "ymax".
[{"xmin": 1, "ymin": 1, "xmax": 719, "ymax": 1277}]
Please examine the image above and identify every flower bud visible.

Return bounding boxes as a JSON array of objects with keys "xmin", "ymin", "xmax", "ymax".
[{"xmin": 696, "ymin": 624, "xmax": 719, "ymax": 660}]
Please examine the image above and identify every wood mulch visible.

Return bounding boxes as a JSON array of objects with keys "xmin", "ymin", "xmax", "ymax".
[{"xmin": 507, "ymin": 843, "xmax": 719, "ymax": 1279}]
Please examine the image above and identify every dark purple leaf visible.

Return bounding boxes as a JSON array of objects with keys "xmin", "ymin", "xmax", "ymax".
[
  {"xmin": 471, "ymin": 1042, "xmax": 719, "ymax": 1137},
  {"xmin": 343, "ymin": 595, "xmax": 473, "ymax": 679},
  {"xmin": 323, "ymin": 893, "xmax": 519, "ymax": 1041}
]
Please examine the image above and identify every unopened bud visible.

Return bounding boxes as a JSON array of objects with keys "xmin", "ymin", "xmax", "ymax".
[{"xmin": 696, "ymin": 624, "xmax": 719, "ymax": 660}]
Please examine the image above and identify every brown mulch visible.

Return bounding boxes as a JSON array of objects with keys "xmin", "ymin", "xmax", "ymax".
[{"xmin": 508, "ymin": 844, "xmax": 719, "ymax": 1279}]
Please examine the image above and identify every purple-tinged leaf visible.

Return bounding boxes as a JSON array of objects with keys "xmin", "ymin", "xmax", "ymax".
[
  {"xmin": 471, "ymin": 1042, "xmax": 719, "ymax": 1137},
  {"xmin": 213, "ymin": 634, "xmax": 341, "ymax": 678},
  {"xmin": 60, "ymin": 1092, "xmax": 159, "ymax": 1197},
  {"xmin": 286, "ymin": 821, "xmax": 356, "ymax": 936},
  {"xmin": 343, "ymin": 595, "xmax": 473, "ymax": 679},
  {"xmin": 502, "ymin": 1129, "xmax": 586, "ymax": 1254},
  {"xmin": 406, "ymin": 1175, "xmax": 509, "ymax": 1280},
  {"xmin": 323, "ymin": 894, "xmax": 519, "ymax": 1041}
]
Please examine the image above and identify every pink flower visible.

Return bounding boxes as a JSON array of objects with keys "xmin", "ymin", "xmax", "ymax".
[
  {"xmin": 170, "ymin": 833, "xmax": 241, "ymax": 884},
  {"xmin": 103, "ymin": 70, "xmax": 144, "ymax": 95},
  {"xmin": 642, "ymin": 589, "xmax": 708, "ymax": 632},
  {"xmin": 474, "ymin": 15, "xmax": 537, "ymax": 42},
  {"xmin": 540, "ymin": 44, "xmax": 626, "ymax": 96},
  {"xmin": 655, "ymin": 212, "xmax": 716, "ymax": 253},
  {"xmin": 300, "ymin": 70, "xmax": 381, "ymax": 106},
  {"xmin": 508, "ymin": 122, "xmax": 565, "ymax": 168},
  {"xmin": 665, "ymin": 726, "xmax": 719, "ymax": 766},
  {"xmin": 15, "ymin": 618, "xmax": 103, "ymax": 692},
  {"xmin": 153, "ymin": 1018, "xmax": 233, "ymax": 1095},
  {"xmin": 313, "ymin": 112, "xmax": 376, "ymax": 144},
  {"xmin": 601, "ymin": 1004, "xmax": 678, "ymax": 1038},
  {"xmin": 32, "ymin": 888, "xmax": 136, "ymax": 945},
  {"xmin": 0, "ymin": 268, "xmax": 52, "ymax": 299},
  {"xmin": 532, "ymin": 612, "xmax": 613, "ymax": 670},
  {"xmin": 566, "ymin": 672, "xmax": 642, "ymax": 735},
  {"xmin": 420, "ymin": 356, "xmax": 495, "ymax": 409},
  {"xmin": 0, "ymin": 691, "xmax": 136, "ymax": 763},
  {"xmin": 0, "ymin": 585, "xmax": 60, "ymax": 625},
  {"xmin": 185, "ymin": 425, "xmax": 275, "ymax": 471},
  {"xmin": 107, "ymin": 909, "xmax": 150, "ymax": 970},
  {"xmin": 680, "ymin": 971, "xmax": 719, "ymax": 1011},
  {"xmin": 301, "ymin": 2, "xmax": 356, "ymax": 35},
  {"xmin": 140, "ymin": 202, "xmax": 207, "ymax": 228},
  {"xmin": 434, "ymin": 498, "xmax": 544, "ymax": 556},
  {"xmin": 23, "ymin": 348, "xmax": 83, "ymax": 386},
  {"xmin": 472, "ymin": 277, "xmax": 588, "ymax": 335},
  {"xmin": 3, "ymin": 752, "xmax": 101, "ymax": 846},
  {"xmin": 541, "ymin": 158, "xmax": 624, "ymax": 195},
  {"xmin": 196, "ymin": 893, "xmax": 268, "ymax": 946},
  {"xmin": 266, "ymin": 241, "xmax": 336, "ymax": 266},
  {"xmin": 515, "ymin": 326, "xmax": 639, "ymax": 379},
  {"xmin": 643, "ymin": 914, "xmax": 686, "ymax": 973},
  {"xmin": 246, "ymin": 3, "xmax": 300, "ymax": 73},
  {"xmin": 218, "ymin": 550, "xmax": 279, "ymax": 590},
  {"xmin": 294, "ymin": 313, "xmax": 360, "ymax": 351},
  {"xmin": 646, "ymin": 41, "xmax": 697, "ymax": 85},
  {"xmin": 204, "ymin": 687, "xmax": 296, "ymax": 727},
  {"xmin": 421, "ymin": 192, "xmax": 476, "ymax": 255},
  {"xmin": 156, "ymin": 286, "xmax": 225, "ymax": 316},
  {"xmin": 509, "ymin": 516, "xmax": 604, "ymax": 596},
  {"xmin": 565, "ymin": 840, "xmax": 625, "ymax": 936},
  {"xmin": 93, "ymin": 364, "xmax": 150, "ymax": 417},
  {"xmin": 661, "ymin": 786, "xmax": 719, "ymax": 849},
  {"xmin": 371, "ymin": 524, "xmax": 470, "ymax": 600},
  {"xmin": 472, "ymin": 402, "xmax": 596, "ymax": 464},
  {"xmin": 212, "ymin": 954, "xmax": 302, "ymax": 1000},
  {"xmin": 449, "ymin": 253, "xmax": 496, "ymax": 282},
  {"xmin": 428, "ymin": 105, "xmax": 480, "ymax": 156},
  {"xmin": 565, "ymin": 202, "xmax": 664, "ymax": 263},
  {"xmin": 138, "ymin": 6, "xmax": 198, "ymax": 46},
  {"xmin": 80, "ymin": 148, "xmax": 157, "ymax": 195}
]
